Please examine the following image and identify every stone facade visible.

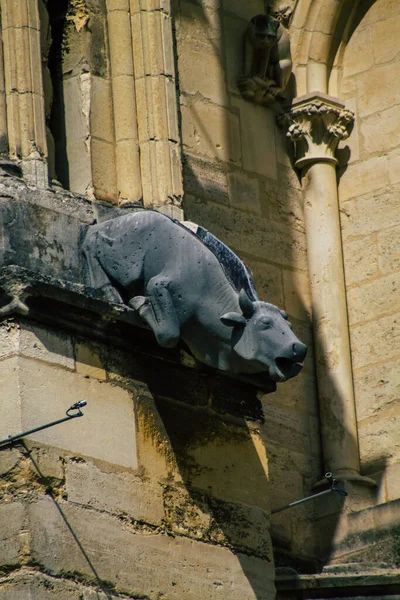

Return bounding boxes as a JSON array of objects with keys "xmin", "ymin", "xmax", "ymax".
[{"xmin": 0, "ymin": 1, "xmax": 399, "ymax": 599}]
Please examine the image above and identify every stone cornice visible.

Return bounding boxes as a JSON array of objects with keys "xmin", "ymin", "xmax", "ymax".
[{"xmin": 277, "ymin": 93, "xmax": 354, "ymax": 168}]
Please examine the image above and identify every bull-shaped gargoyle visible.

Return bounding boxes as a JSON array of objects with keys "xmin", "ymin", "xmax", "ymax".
[{"xmin": 82, "ymin": 210, "xmax": 306, "ymax": 390}]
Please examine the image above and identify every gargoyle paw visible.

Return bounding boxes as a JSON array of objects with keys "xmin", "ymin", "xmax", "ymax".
[{"xmin": 129, "ymin": 296, "xmax": 149, "ymax": 312}]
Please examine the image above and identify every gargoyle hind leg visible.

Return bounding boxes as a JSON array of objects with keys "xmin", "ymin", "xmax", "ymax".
[
  {"xmin": 129, "ymin": 276, "xmax": 180, "ymax": 348},
  {"xmin": 81, "ymin": 231, "xmax": 124, "ymax": 304}
]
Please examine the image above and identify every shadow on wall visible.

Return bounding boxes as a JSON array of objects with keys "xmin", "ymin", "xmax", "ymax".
[
  {"xmin": 175, "ymin": 0, "xmax": 322, "ymax": 577},
  {"xmin": 174, "ymin": 0, "xmax": 393, "ymax": 578},
  {"xmin": 149, "ymin": 380, "xmax": 275, "ymax": 599}
]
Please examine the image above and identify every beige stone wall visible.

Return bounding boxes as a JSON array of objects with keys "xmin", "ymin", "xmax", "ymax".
[
  {"xmin": 338, "ymin": 0, "xmax": 400, "ymax": 502},
  {"xmin": 174, "ymin": 0, "xmax": 320, "ymax": 563},
  {"xmin": 0, "ymin": 319, "xmax": 275, "ymax": 598}
]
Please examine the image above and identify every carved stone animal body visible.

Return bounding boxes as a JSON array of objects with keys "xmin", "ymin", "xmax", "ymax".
[{"xmin": 82, "ymin": 210, "xmax": 306, "ymax": 388}]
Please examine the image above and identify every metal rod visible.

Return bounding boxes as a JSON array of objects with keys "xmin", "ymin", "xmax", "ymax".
[
  {"xmin": 271, "ymin": 472, "xmax": 348, "ymax": 515},
  {"xmin": 271, "ymin": 487, "xmax": 333, "ymax": 514},
  {"xmin": 0, "ymin": 401, "xmax": 87, "ymax": 447}
]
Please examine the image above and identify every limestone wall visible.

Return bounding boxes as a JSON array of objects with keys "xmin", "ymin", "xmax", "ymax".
[
  {"xmin": 338, "ymin": 0, "xmax": 400, "ymax": 501},
  {"xmin": 0, "ymin": 318, "xmax": 275, "ymax": 599},
  {"xmin": 174, "ymin": 0, "xmax": 320, "ymax": 564}
]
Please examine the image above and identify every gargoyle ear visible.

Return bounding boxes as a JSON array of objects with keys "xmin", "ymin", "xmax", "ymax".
[
  {"xmin": 220, "ymin": 312, "xmax": 247, "ymax": 328},
  {"xmin": 239, "ymin": 289, "xmax": 254, "ymax": 318}
]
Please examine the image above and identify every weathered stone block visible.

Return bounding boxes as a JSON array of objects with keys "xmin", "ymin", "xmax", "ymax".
[
  {"xmin": 29, "ymin": 446, "xmax": 65, "ymax": 482},
  {"xmin": 264, "ymin": 368, "xmax": 318, "ymax": 418},
  {"xmin": 228, "ymin": 171, "xmax": 261, "ymax": 213},
  {"xmin": 183, "ymin": 197, "xmax": 308, "ymax": 270},
  {"xmin": 353, "ymin": 358, "xmax": 400, "ymax": 421},
  {"xmin": 388, "ymin": 147, "xmax": 400, "ymax": 185},
  {"xmin": 231, "ymin": 97, "xmax": 277, "ymax": 179},
  {"xmin": 183, "ymin": 156, "xmax": 229, "ymax": 205},
  {"xmin": 372, "ymin": 14, "xmax": 400, "ymax": 64},
  {"xmin": 0, "ymin": 502, "xmax": 25, "ymax": 567},
  {"xmin": 178, "ymin": 39, "xmax": 227, "ymax": 106},
  {"xmin": 342, "ymin": 24, "xmax": 374, "ymax": 77},
  {"xmin": 222, "ymin": 0, "xmax": 264, "ymax": 20},
  {"xmin": 340, "ymin": 186, "xmax": 400, "ymax": 241},
  {"xmin": 262, "ymin": 401, "xmax": 317, "ymax": 455},
  {"xmin": 361, "ymin": 105, "xmax": 400, "ymax": 154},
  {"xmin": 154, "ymin": 400, "xmax": 270, "ymax": 511},
  {"xmin": 65, "ymin": 138, "xmax": 93, "ymax": 197},
  {"xmin": 63, "ymin": 75, "xmax": 90, "ymax": 144},
  {"xmin": 181, "ymin": 101, "xmax": 241, "ymax": 164},
  {"xmin": 0, "ymin": 357, "xmax": 23, "ymax": 441},
  {"xmin": 90, "ymin": 76, "xmax": 114, "ymax": 144},
  {"xmin": 347, "ymin": 271, "xmax": 400, "ymax": 326},
  {"xmin": 338, "ymin": 156, "xmax": 388, "ymax": 203},
  {"xmin": 0, "ymin": 322, "xmax": 19, "ymax": 359},
  {"xmin": 66, "ymin": 459, "xmax": 164, "ymax": 524},
  {"xmin": 0, "ymin": 357, "xmax": 138, "ymax": 469},
  {"xmin": 350, "ymin": 313, "xmax": 400, "ymax": 369},
  {"xmin": 75, "ymin": 341, "xmax": 106, "ymax": 381},
  {"xmin": 177, "ymin": 1, "xmax": 221, "ymax": 43},
  {"xmin": 361, "ymin": 0, "xmax": 399, "ymax": 26},
  {"xmin": 132, "ymin": 10, "xmax": 174, "ymax": 78},
  {"xmin": 223, "ymin": 14, "xmax": 247, "ymax": 95},
  {"xmin": 386, "ymin": 462, "xmax": 400, "ymax": 502},
  {"xmin": 378, "ymin": 224, "xmax": 400, "ymax": 274},
  {"xmin": 248, "ymin": 260, "xmax": 284, "ymax": 307},
  {"xmin": 0, "ymin": 199, "xmax": 82, "ymax": 280},
  {"xmin": 358, "ymin": 403, "xmax": 400, "ymax": 468},
  {"xmin": 20, "ymin": 323, "xmax": 75, "ymax": 370},
  {"xmin": 135, "ymin": 394, "xmax": 180, "ymax": 483},
  {"xmin": 282, "ymin": 270, "xmax": 311, "ymax": 321},
  {"xmin": 135, "ymin": 76, "xmax": 179, "ymax": 143},
  {"xmin": 29, "ymin": 498, "xmax": 275, "ymax": 599},
  {"xmin": 164, "ymin": 485, "xmax": 272, "ymax": 559},
  {"xmin": 91, "ymin": 137, "xmax": 118, "ymax": 202},
  {"xmin": 343, "ymin": 236, "xmax": 378, "ymax": 286},
  {"xmin": 0, "ymin": 447, "xmax": 20, "ymax": 477},
  {"xmin": 356, "ymin": 62, "xmax": 400, "ymax": 118}
]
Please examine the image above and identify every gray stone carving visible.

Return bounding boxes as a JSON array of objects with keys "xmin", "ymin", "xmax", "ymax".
[
  {"xmin": 82, "ymin": 210, "xmax": 306, "ymax": 388},
  {"xmin": 238, "ymin": 7, "xmax": 292, "ymax": 106}
]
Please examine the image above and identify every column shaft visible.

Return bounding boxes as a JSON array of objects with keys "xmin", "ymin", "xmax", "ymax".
[
  {"xmin": 302, "ymin": 161, "xmax": 360, "ymax": 475},
  {"xmin": 1, "ymin": 0, "xmax": 48, "ymax": 185},
  {"xmin": 130, "ymin": 0, "xmax": 183, "ymax": 216},
  {"xmin": 107, "ymin": 0, "xmax": 142, "ymax": 205}
]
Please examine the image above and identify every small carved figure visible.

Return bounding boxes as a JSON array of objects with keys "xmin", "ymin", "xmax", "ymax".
[
  {"xmin": 238, "ymin": 8, "xmax": 292, "ymax": 106},
  {"xmin": 82, "ymin": 211, "xmax": 306, "ymax": 389}
]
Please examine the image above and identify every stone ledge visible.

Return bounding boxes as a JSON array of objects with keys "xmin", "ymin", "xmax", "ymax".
[
  {"xmin": 275, "ymin": 565, "xmax": 400, "ymax": 599},
  {"xmin": 0, "ymin": 266, "xmax": 272, "ymax": 419}
]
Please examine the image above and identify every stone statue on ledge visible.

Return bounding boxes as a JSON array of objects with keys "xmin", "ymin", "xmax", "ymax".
[
  {"xmin": 82, "ymin": 210, "xmax": 306, "ymax": 390},
  {"xmin": 238, "ymin": 6, "xmax": 292, "ymax": 106}
]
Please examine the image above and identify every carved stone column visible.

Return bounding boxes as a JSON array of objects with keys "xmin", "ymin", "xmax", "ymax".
[
  {"xmin": 130, "ymin": 0, "xmax": 183, "ymax": 217},
  {"xmin": 279, "ymin": 93, "xmax": 374, "ymax": 485},
  {"xmin": 1, "ymin": 0, "xmax": 48, "ymax": 185},
  {"xmin": 106, "ymin": 0, "xmax": 142, "ymax": 205},
  {"xmin": 0, "ymin": 9, "xmax": 8, "ymax": 161}
]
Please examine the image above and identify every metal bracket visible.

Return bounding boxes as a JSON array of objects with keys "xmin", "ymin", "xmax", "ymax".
[
  {"xmin": 271, "ymin": 472, "xmax": 348, "ymax": 515},
  {"xmin": 0, "ymin": 400, "xmax": 87, "ymax": 448}
]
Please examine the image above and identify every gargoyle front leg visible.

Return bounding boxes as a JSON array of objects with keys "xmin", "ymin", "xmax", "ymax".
[{"xmin": 129, "ymin": 276, "xmax": 180, "ymax": 348}]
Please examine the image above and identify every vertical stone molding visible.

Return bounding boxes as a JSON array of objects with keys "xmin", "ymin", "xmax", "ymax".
[
  {"xmin": 0, "ymin": 11, "xmax": 8, "ymax": 160},
  {"xmin": 279, "ymin": 93, "xmax": 373, "ymax": 484},
  {"xmin": 106, "ymin": 0, "xmax": 142, "ymax": 205},
  {"xmin": 1, "ymin": 0, "xmax": 48, "ymax": 185},
  {"xmin": 130, "ymin": 0, "xmax": 183, "ymax": 215}
]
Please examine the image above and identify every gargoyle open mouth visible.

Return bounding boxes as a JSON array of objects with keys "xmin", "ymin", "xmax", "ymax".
[{"xmin": 271, "ymin": 357, "xmax": 304, "ymax": 382}]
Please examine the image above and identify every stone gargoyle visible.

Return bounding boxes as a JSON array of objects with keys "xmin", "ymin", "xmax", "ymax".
[
  {"xmin": 82, "ymin": 210, "xmax": 306, "ymax": 389},
  {"xmin": 238, "ymin": 10, "xmax": 292, "ymax": 106}
]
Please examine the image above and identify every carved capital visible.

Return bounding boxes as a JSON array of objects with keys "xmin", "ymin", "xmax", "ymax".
[{"xmin": 277, "ymin": 93, "xmax": 354, "ymax": 168}]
